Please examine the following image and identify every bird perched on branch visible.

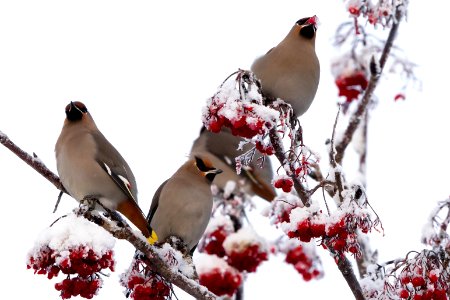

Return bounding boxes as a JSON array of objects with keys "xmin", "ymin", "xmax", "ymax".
[
  {"xmin": 147, "ymin": 156, "xmax": 222, "ymax": 254},
  {"xmin": 190, "ymin": 127, "xmax": 276, "ymax": 202},
  {"xmin": 251, "ymin": 16, "xmax": 320, "ymax": 117},
  {"xmin": 55, "ymin": 101, "xmax": 157, "ymax": 244}
]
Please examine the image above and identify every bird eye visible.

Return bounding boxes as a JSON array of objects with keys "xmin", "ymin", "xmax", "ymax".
[{"xmin": 194, "ymin": 156, "xmax": 214, "ymax": 172}]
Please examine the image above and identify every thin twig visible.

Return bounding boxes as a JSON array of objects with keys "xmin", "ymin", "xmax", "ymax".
[{"xmin": 329, "ymin": 106, "xmax": 345, "ymax": 203}]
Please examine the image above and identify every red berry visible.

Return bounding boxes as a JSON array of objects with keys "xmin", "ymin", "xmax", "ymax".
[
  {"xmin": 297, "ymin": 219, "xmax": 312, "ymax": 243},
  {"xmin": 310, "ymin": 222, "xmax": 326, "ymax": 238},
  {"xmin": 411, "ymin": 276, "xmax": 425, "ymax": 287},
  {"xmin": 399, "ymin": 289, "xmax": 409, "ymax": 299},
  {"xmin": 394, "ymin": 93, "xmax": 405, "ymax": 101},
  {"xmin": 400, "ymin": 276, "xmax": 411, "ymax": 285},
  {"xmin": 273, "ymin": 179, "xmax": 283, "ymax": 189},
  {"xmin": 332, "ymin": 239, "xmax": 347, "ymax": 252},
  {"xmin": 428, "ymin": 272, "xmax": 438, "ymax": 283},
  {"xmin": 199, "ymin": 268, "xmax": 241, "ymax": 297},
  {"xmin": 348, "ymin": 6, "xmax": 360, "ymax": 16}
]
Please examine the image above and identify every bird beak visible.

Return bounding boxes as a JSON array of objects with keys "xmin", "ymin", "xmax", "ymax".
[
  {"xmin": 305, "ymin": 15, "xmax": 319, "ymax": 31},
  {"xmin": 305, "ymin": 15, "xmax": 318, "ymax": 26},
  {"xmin": 211, "ymin": 168, "xmax": 223, "ymax": 175},
  {"xmin": 205, "ymin": 168, "xmax": 223, "ymax": 176}
]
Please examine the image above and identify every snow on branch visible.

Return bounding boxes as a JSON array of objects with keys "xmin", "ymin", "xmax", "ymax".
[{"xmin": 0, "ymin": 130, "xmax": 217, "ymax": 300}]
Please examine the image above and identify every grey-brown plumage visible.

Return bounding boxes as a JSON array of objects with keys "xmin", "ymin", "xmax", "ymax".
[
  {"xmin": 147, "ymin": 156, "xmax": 222, "ymax": 252},
  {"xmin": 251, "ymin": 16, "xmax": 320, "ymax": 117},
  {"xmin": 190, "ymin": 127, "xmax": 276, "ymax": 202},
  {"xmin": 55, "ymin": 101, "xmax": 157, "ymax": 244}
]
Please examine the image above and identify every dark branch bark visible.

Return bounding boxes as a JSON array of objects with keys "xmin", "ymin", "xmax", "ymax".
[
  {"xmin": 0, "ymin": 130, "xmax": 217, "ymax": 300},
  {"xmin": 336, "ymin": 256, "xmax": 366, "ymax": 300},
  {"xmin": 269, "ymin": 127, "xmax": 310, "ymax": 206},
  {"xmin": 335, "ymin": 7, "xmax": 404, "ymax": 165}
]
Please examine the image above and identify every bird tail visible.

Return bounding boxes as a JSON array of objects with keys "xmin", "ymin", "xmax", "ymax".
[{"xmin": 117, "ymin": 200, "xmax": 158, "ymax": 245}]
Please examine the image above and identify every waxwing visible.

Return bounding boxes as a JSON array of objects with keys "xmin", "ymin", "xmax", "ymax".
[
  {"xmin": 147, "ymin": 156, "xmax": 222, "ymax": 253},
  {"xmin": 55, "ymin": 101, "xmax": 157, "ymax": 244},
  {"xmin": 251, "ymin": 16, "xmax": 320, "ymax": 117},
  {"xmin": 190, "ymin": 127, "xmax": 276, "ymax": 202}
]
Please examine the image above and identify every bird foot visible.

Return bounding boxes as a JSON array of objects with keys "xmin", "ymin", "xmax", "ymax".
[
  {"xmin": 165, "ymin": 236, "xmax": 199, "ymax": 280},
  {"xmin": 80, "ymin": 195, "xmax": 100, "ymax": 211}
]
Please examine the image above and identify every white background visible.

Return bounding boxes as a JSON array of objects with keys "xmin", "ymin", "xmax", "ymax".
[{"xmin": 0, "ymin": 1, "xmax": 449, "ymax": 299}]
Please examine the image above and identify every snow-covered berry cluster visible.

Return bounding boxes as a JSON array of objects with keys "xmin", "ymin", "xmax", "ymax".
[
  {"xmin": 345, "ymin": 0, "xmax": 406, "ymax": 27},
  {"xmin": 201, "ymin": 215, "xmax": 235, "ymax": 258},
  {"xmin": 283, "ymin": 198, "xmax": 380, "ymax": 257},
  {"xmin": 26, "ymin": 214, "xmax": 116, "ymax": 299},
  {"xmin": 223, "ymin": 227, "xmax": 269, "ymax": 273},
  {"xmin": 363, "ymin": 250, "xmax": 450, "ymax": 300},
  {"xmin": 196, "ymin": 254, "xmax": 242, "ymax": 297},
  {"xmin": 120, "ymin": 255, "xmax": 171, "ymax": 300},
  {"xmin": 202, "ymin": 70, "xmax": 279, "ymax": 139},
  {"xmin": 198, "ymin": 215, "xmax": 269, "ymax": 296},
  {"xmin": 202, "ymin": 219, "xmax": 268, "ymax": 273},
  {"xmin": 283, "ymin": 241, "xmax": 323, "ymax": 281}
]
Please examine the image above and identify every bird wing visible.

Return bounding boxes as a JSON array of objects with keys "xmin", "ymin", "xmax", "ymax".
[
  {"xmin": 147, "ymin": 179, "xmax": 169, "ymax": 223},
  {"xmin": 92, "ymin": 131, "xmax": 138, "ymax": 202}
]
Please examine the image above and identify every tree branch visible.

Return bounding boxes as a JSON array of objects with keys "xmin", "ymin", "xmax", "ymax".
[
  {"xmin": 335, "ymin": 6, "xmax": 404, "ymax": 165},
  {"xmin": 0, "ymin": 130, "xmax": 217, "ymax": 300},
  {"xmin": 0, "ymin": 131, "xmax": 65, "ymax": 192},
  {"xmin": 336, "ymin": 256, "xmax": 366, "ymax": 300},
  {"xmin": 269, "ymin": 127, "xmax": 310, "ymax": 206}
]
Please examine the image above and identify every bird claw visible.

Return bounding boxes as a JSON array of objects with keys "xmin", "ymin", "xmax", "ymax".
[{"xmin": 80, "ymin": 195, "xmax": 99, "ymax": 211}]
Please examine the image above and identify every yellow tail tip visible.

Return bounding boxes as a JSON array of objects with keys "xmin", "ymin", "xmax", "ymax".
[{"xmin": 147, "ymin": 231, "xmax": 158, "ymax": 245}]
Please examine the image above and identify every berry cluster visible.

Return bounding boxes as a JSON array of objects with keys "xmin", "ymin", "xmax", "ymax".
[
  {"xmin": 285, "ymin": 199, "xmax": 379, "ymax": 256},
  {"xmin": 55, "ymin": 277, "xmax": 101, "ymax": 299},
  {"xmin": 322, "ymin": 215, "xmax": 362, "ymax": 255},
  {"xmin": 273, "ymin": 176, "xmax": 294, "ymax": 193},
  {"xmin": 226, "ymin": 244, "xmax": 268, "ymax": 273},
  {"xmin": 199, "ymin": 267, "xmax": 242, "ymax": 297},
  {"xmin": 335, "ymin": 70, "xmax": 368, "ymax": 103},
  {"xmin": 345, "ymin": 0, "xmax": 400, "ymax": 27},
  {"xmin": 395, "ymin": 251, "xmax": 449, "ymax": 300},
  {"xmin": 202, "ymin": 70, "xmax": 278, "ymax": 139},
  {"xmin": 120, "ymin": 257, "xmax": 171, "ymax": 300},
  {"xmin": 204, "ymin": 227, "xmax": 269, "ymax": 273},
  {"xmin": 287, "ymin": 215, "xmax": 326, "ymax": 243},
  {"xmin": 27, "ymin": 245, "xmax": 114, "ymax": 299},
  {"xmin": 285, "ymin": 245, "xmax": 322, "ymax": 281}
]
